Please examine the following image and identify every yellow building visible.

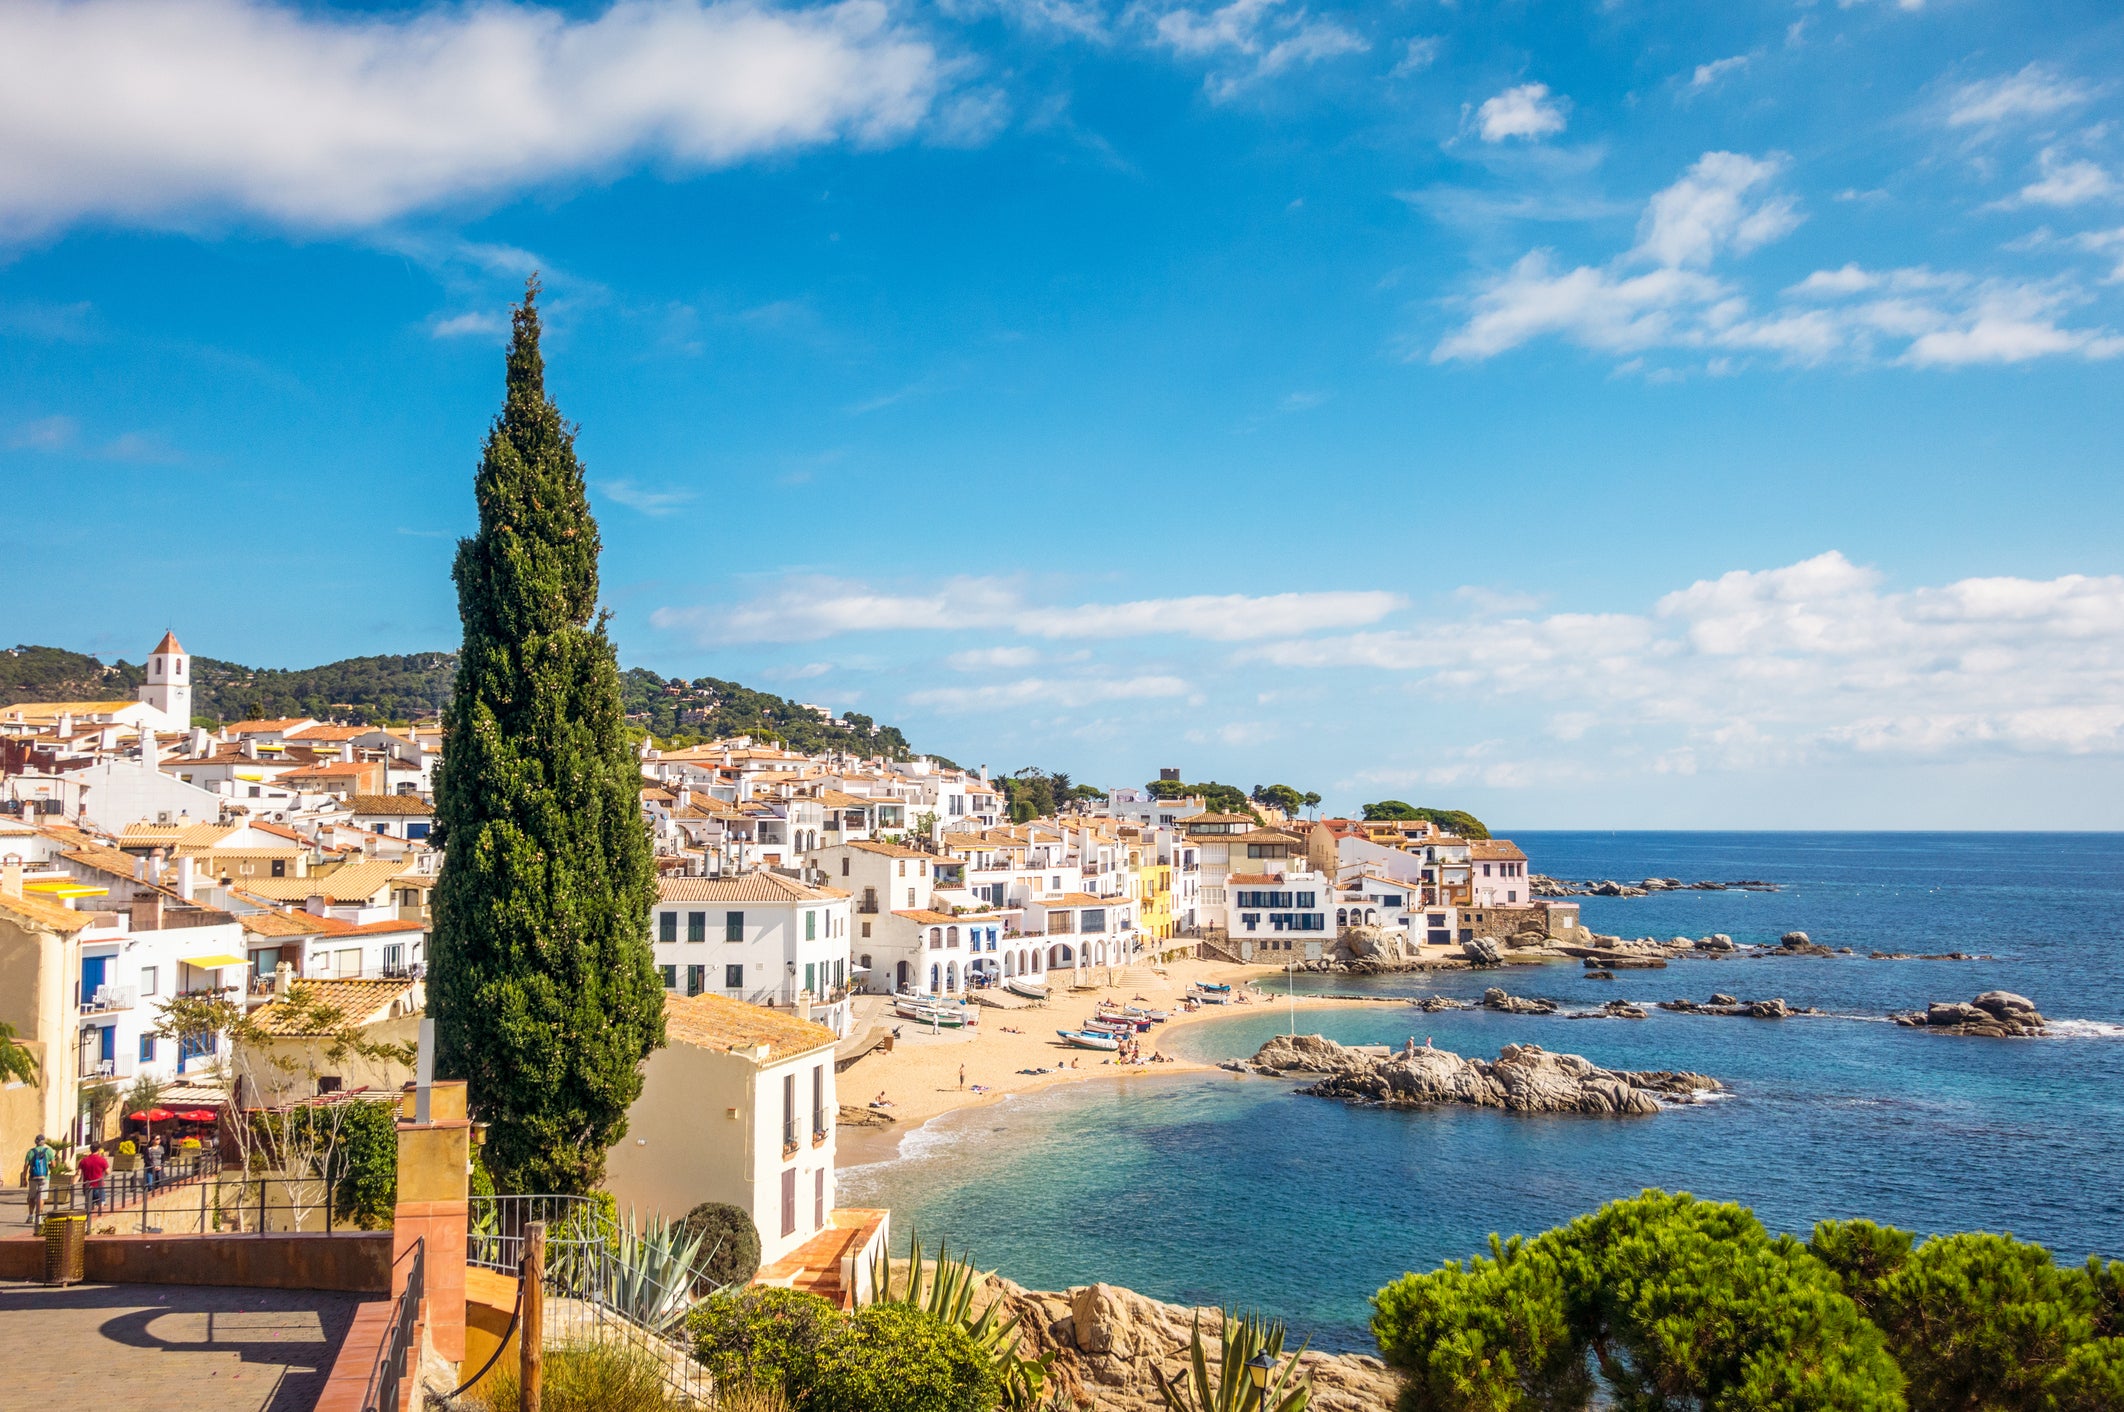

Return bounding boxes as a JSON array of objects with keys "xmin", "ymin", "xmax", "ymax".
[{"xmin": 1135, "ymin": 856, "xmax": 1175, "ymax": 941}]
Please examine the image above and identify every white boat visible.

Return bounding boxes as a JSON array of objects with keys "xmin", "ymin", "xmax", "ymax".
[
  {"xmin": 1056, "ymin": 1029, "xmax": 1121, "ymax": 1051},
  {"xmin": 1003, "ymin": 978, "xmax": 1049, "ymax": 1000},
  {"xmin": 895, "ymin": 999, "xmax": 968, "ymax": 1027}
]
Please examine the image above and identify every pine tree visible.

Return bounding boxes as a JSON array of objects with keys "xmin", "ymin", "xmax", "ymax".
[{"xmin": 430, "ymin": 277, "xmax": 664, "ymax": 1194}]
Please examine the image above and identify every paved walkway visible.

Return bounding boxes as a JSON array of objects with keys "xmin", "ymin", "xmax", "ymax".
[{"xmin": 0, "ymin": 1281, "xmax": 362, "ymax": 1411}]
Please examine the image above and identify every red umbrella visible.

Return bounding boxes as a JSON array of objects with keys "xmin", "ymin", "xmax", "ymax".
[
  {"xmin": 129, "ymin": 1108, "xmax": 176, "ymax": 1122},
  {"xmin": 177, "ymin": 1109, "xmax": 220, "ymax": 1123}
]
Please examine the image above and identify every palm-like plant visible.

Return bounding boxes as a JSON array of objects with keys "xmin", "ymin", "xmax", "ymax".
[
  {"xmin": 1154, "ymin": 1310, "xmax": 1310, "ymax": 1412},
  {"xmin": 865, "ymin": 1226, "xmax": 1055, "ymax": 1409}
]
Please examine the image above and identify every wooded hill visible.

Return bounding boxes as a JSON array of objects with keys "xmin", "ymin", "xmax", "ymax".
[{"xmin": 1, "ymin": 644, "xmax": 919, "ymax": 758}]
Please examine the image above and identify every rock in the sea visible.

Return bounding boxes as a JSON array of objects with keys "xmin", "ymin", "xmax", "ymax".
[
  {"xmin": 1764, "ymin": 933, "xmax": 1835, "ymax": 957},
  {"xmin": 1480, "ymin": 986, "xmax": 1557, "ymax": 1015},
  {"xmin": 991, "ymin": 1278, "xmax": 1402, "ymax": 1412},
  {"xmin": 1567, "ymin": 999, "xmax": 1648, "ymax": 1020},
  {"xmin": 1461, "ymin": 937, "xmax": 1504, "ymax": 965},
  {"xmin": 1254, "ymin": 1034, "xmax": 1721, "ymax": 1116},
  {"xmin": 1694, "ymin": 934, "xmax": 1736, "ymax": 952},
  {"xmin": 1657, "ymin": 994, "xmax": 1813, "ymax": 1018},
  {"xmin": 1709, "ymin": 992, "xmax": 1738, "ymax": 1006},
  {"xmin": 1585, "ymin": 969, "xmax": 1615, "ymax": 981},
  {"xmin": 1781, "ymin": 931, "xmax": 1809, "ymax": 946},
  {"xmin": 1412, "ymin": 995, "xmax": 1472, "ymax": 1013},
  {"xmin": 1899, "ymin": 991, "xmax": 2046, "ymax": 1037}
]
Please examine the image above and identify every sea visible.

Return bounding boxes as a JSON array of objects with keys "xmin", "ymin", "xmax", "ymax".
[{"xmin": 839, "ymin": 832, "xmax": 2124, "ymax": 1353}]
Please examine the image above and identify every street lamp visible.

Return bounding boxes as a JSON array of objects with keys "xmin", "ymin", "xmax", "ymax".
[{"xmin": 1246, "ymin": 1350, "xmax": 1275, "ymax": 1411}]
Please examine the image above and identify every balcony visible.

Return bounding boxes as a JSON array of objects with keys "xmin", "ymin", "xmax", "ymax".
[
  {"xmin": 81, "ymin": 985, "xmax": 137, "ymax": 1014},
  {"xmin": 78, "ymin": 1054, "xmax": 136, "ymax": 1082}
]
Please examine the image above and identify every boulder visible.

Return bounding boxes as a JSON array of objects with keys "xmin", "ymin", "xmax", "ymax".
[
  {"xmin": 1481, "ymin": 987, "xmax": 1557, "ymax": 1015},
  {"xmin": 1584, "ymin": 970, "xmax": 1614, "ymax": 981},
  {"xmin": 1694, "ymin": 934, "xmax": 1736, "ymax": 952},
  {"xmin": 1709, "ymin": 993, "xmax": 1738, "ymax": 1007},
  {"xmin": 1567, "ymin": 999, "xmax": 1647, "ymax": 1020},
  {"xmin": 1905, "ymin": 992, "xmax": 2046, "ymax": 1037},
  {"xmin": 994, "ymin": 1278, "xmax": 1403, "ymax": 1412},
  {"xmin": 1276, "ymin": 1036, "xmax": 1722, "ymax": 1117},
  {"xmin": 1461, "ymin": 937, "xmax": 1504, "ymax": 965},
  {"xmin": 1780, "ymin": 932, "xmax": 1810, "ymax": 946},
  {"xmin": 1412, "ymin": 996, "xmax": 1472, "ymax": 1013},
  {"xmin": 1973, "ymin": 990, "xmax": 2040, "ymax": 1020}
]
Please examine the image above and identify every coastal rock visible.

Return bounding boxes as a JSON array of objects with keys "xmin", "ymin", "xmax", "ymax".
[
  {"xmin": 1261, "ymin": 1035, "xmax": 1721, "ymax": 1116},
  {"xmin": 837, "ymin": 1103, "xmax": 896, "ymax": 1128},
  {"xmin": 1566, "ymin": 999, "xmax": 1648, "ymax": 1020},
  {"xmin": 1781, "ymin": 931, "xmax": 1810, "ymax": 946},
  {"xmin": 992, "ymin": 1278, "xmax": 1401, "ymax": 1412},
  {"xmin": 1412, "ymin": 996, "xmax": 1473, "ymax": 1013},
  {"xmin": 1461, "ymin": 937, "xmax": 1504, "ymax": 965},
  {"xmin": 1898, "ymin": 991, "xmax": 2047, "ymax": 1037},
  {"xmin": 1584, "ymin": 970, "xmax": 1614, "ymax": 981},
  {"xmin": 1657, "ymin": 995, "xmax": 1813, "ymax": 1018},
  {"xmin": 1694, "ymin": 934, "xmax": 1736, "ymax": 952},
  {"xmin": 1480, "ymin": 987, "xmax": 1557, "ymax": 1015},
  {"xmin": 1763, "ymin": 933, "xmax": 1835, "ymax": 958}
]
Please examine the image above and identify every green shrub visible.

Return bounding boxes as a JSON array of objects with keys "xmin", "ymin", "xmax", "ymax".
[
  {"xmin": 677, "ymin": 1200, "xmax": 763, "ymax": 1291},
  {"xmin": 479, "ymin": 1339, "xmax": 677, "ymax": 1412},
  {"xmin": 811, "ymin": 1303, "xmax": 999, "ymax": 1412},
  {"xmin": 688, "ymin": 1286, "xmax": 843, "ymax": 1395}
]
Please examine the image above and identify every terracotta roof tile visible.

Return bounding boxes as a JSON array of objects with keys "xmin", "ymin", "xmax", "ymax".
[
  {"xmin": 248, "ymin": 979, "xmax": 419, "ymax": 1036},
  {"xmin": 662, "ymin": 992, "xmax": 837, "ymax": 1063},
  {"xmin": 658, "ymin": 873, "xmax": 849, "ymax": 903}
]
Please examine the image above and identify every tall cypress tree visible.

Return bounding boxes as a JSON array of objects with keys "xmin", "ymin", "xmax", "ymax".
[{"xmin": 430, "ymin": 277, "xmax": 664, "ymax": 1194}]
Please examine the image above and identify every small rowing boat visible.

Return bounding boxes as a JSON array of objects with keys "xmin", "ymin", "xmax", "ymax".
[
  {"xmin": 895, "ymin": 999, "xmax": 969, "ymax": 1027},
  {"xmin": 1194, "ymin": 982, "xmax": 1232, "ymax": 993},
  {"xmin": 1003, "ymin": 978, "xmax": 1049, "ymax": 1000},
  {"xmin": 1056, "ymin": 1029, "xmax": 1121, "ymax": 1051}
]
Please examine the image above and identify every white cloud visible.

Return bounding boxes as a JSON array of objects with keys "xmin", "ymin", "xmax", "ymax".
[
  {"xmin": 1391, "ymin": 37, "xmax": 1440, "ymax": 78},
  {"xmin": 652, "ymin": 579, "xmax": 1403, "ymax": 644},
  {"xmin": 1689, "ymin": 55, "xmax": 1748, "ymax": 91},
  {"xmin": 1634, "ymin": 151, "xmax": 1799, "ymax": 268},
  {"xmin": 8, "ymin": 415, "xmax": 77, "ymax": 451},
  {"xmin": 431, "ymin": 311, "xmax": 507, "ymax": 339},
  {"xmin": 1145, "ymin": 0, "xmax": 1365, "ymax": 100},
  {"xmin": 0, "ymin": 0, "xmax": 944, "ymax": 235},
  {"xmin": 1245, "ymin": 552, "xmax": 2124, "ymax": 762},
  {"xmin": 1946, "ymin": 64, "xmax": 2096, "ymax": 130},
  {"xmin": 947, "ymin": 645, "xmax": 1041, "ymax": 670},
  {"xmin": 596, "ymin": 479, "xmax": 696, "ymax": 516},
  {"xmin": 1475, "ymin": 83, "xmax": 1567, "ymax": 142},
  {"xmin": 2009, "ymin": 148, "xmax": 2118, "ymax": 208},
  {"xmin": 907, "ymin": 674, "xmax": 1190, "ymax": 712},
  {"xmin": 1435, "ymin": 153, "xmax": 2122, "ymax": 369}
]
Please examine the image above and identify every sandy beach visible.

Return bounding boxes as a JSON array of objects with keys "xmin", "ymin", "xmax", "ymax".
[{"xmin": 834, "ymin": 954, "xmax": 1428, "ymax": 1163}]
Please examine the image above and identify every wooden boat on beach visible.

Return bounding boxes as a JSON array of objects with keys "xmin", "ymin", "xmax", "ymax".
[
  {"xmin": 1194, "ymin": 981, "xmax": 1232, "ymax": 993},
  {"xmin": 1056, "ymin": 1029, "xmax": 1121, "ymax": 1051},
  {"xmin": 896, "ymin": 998, "xmax": 970, "ymax": 1027},
  {"xmin": 1003, "ymin": 978, "xmax": 1049, "ymax": 1000}
]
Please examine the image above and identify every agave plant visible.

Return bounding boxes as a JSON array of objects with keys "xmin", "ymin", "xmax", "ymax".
[
  {"xmin": 865, "ymin": 1225, "xmax": 1056, "ymax": 1409},
  {"xmin": 1154, "ymin": 1310, "xmax": 1310, "ymax": 1412},
  {"xmin": 599, "ymin": 1207, "xmax": 715, "ymax": 1334}
]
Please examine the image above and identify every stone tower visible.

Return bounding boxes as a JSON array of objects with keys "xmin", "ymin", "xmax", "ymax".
[{"xmin": 139, "ymin": 630, "xmax": 192, "ymax": 726}]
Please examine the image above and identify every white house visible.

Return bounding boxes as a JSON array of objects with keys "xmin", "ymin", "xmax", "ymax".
[
  {"xmin": 653, "ymin": 873, "xmax": 854, "ymax": 1036},
  {"xmin": 604, "ymin": 993, "xmax": 846, "ymax": 1269}
]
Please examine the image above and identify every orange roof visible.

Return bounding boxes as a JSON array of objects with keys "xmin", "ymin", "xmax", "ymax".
[
  {"xmin": 663, "ymin": 992, "xmax": 837, "ymax": 1063},
  {"xmin": 249, "ymin": 979, "xmax": 418, "ymax": 1036},
  {"xmin": 348, "ymin": 794, "xmax": 433, "ymax": 816},
  {"xmin": 1470, "ymin": 839, "xmax": 1527, "ymax": 860},
  {"xmin": 1224, "ymin": 873, "xmax": 1287, "ymax": 886},
  {"xmin": 659, "ymin": 873, "xmax": 848, "ymax": 903},
  {"xmin": 1034, "ymin": 892, "xmax": 1117, "ymax": 907},
  {"xmin": 0, "ymin": 889, "xmax": 91, "ymax": 933},
  {"xmin": 152, "ymin": 631, "xmax": 185, "ymax": 655}
]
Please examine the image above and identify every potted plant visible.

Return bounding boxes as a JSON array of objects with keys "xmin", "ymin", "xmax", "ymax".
[{"xmin": 112, "ymin": 1139, "xmax": 140, "ymax": 1173}]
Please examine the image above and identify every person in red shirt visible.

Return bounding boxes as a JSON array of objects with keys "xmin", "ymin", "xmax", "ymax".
[{"xmin": 77, "ymin": 1147, "xmax": 110, "ymax": 1214}]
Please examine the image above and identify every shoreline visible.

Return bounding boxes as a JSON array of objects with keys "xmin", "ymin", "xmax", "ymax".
[{"xmin": 835, "ymin": 957, "xmax": 1413, "ymax": 1166}]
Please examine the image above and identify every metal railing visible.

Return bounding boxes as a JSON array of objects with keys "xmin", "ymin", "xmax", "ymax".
[
  {"xmin": 363, "ymin": 1238, "xmax": 423, "ymax": 1412},
  {"xmin": 1, "ymin": 1150, "xmax": 223, "ymax": 1227}
]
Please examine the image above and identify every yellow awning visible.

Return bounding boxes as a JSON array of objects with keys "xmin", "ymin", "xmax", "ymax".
[
  {"xmin": 183, "ymin": 954, "xmax": 249, "ymax": 969},
  {"xmin": 24, "ymin": 881, "xmax": 106, "ymax": 898}
]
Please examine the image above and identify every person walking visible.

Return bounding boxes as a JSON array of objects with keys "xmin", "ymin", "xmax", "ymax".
[
  {"xmin": 20, "ymin": 1135, "xmax": 54, "ymax": 1224},
  {"xmin": 144, "ymin": 1137, "xmax": 165, "ymax": 1192},
  {"xmin": 78, "ymin": 1145, "xmax": 110, "ymax": 1216}
]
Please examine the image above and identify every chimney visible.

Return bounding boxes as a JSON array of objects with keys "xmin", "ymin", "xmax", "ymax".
[
  {"xmin": 191, "ymin": 726, "xmax": 210, "ymax": 757},
  {"xmin": 340, "ymin": 743, "xmax": 354, "ymax": 763},
  {"xmin": 274, "ymin": 960, "xmax": 295, "ymax": 1000},
  {"xmin": 1, "ymin": 854, "xmax": 21, "ymax": 898},
  {"xmin": 57, "ymin": 711, "xmax": 72, "ymax": 738},
  {"xmin": 141, "ymin": 729, "xmax": 159, "ymax": 768},
  {"xmin": 133, "ymin": 854, "xmax": 146, "ymax": 882},
  {"xmin": 304, "ymin": 893, "xmax": 328, "ymax": 916},
  {"xmin": 242, "ymin": 738, "xmax": 257, "ymax": 760},
  {"xmin": 175, "ymin": 854, "xmax": 196, "ymax": 900},
  {"xmin": 129, "ymin": 892, "xmax": 164, "ymax": 932},
  {"xmin": 148, "ymin": 848, "xmax": 167, "ymax": 884}
]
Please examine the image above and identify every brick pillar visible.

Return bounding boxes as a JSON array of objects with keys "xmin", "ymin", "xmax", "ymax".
[{"xmin": 393, "ymin": 1078, "xmax": 470, "ymax": 1363}]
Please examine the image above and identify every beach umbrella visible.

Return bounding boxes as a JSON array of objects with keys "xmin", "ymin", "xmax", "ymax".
[
  {"xmin": 177, "ymin": 1109, "xmax": 220, "ymax": 1123},
  {"xmin": 128, "ymin": 1108, "xmax": 175, "ymax": 1122}
]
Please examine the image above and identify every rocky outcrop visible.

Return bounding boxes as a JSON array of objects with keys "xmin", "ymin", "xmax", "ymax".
[
  {"xmin": 1565, "ymin": 999, "xmax": 1648, "ymax": 1020},
  {"xmin": 1869, "ymin": 951, "xmax": 1989, "ymax": 961},
  {"xmin": 838, "ymin": 1103, "xmax": 896, "ymax": 1128},
  {"xmin": 1893, "ymin": 990, "xmax": 2046, "ymax": 1037},
  {"xmin": 1248, "ymin": 1034, "xmax": 1721, "ymax": 1115},
  {"xmin": 1533, "ymin": 876, "xmax": 1778, "ymax": 897},
  {"xmin": 1656, "ymin": 995, "xmax": 1816, "ymax": 1018},
  {"xmin": 1461, "ymin": 937, "xmax": 1504, "ymax": 965},
  {"xmin": 1480, "ymin": 987, "xmax": 1557, "ymax": 1015},
  {"xmin": 990, "ymin": 1278, "xmax": 1400, "ymax": 1412},
  {"xmin": 1412, "ymin": 995, "xmax": 1472, "ymax": 1012},
  {"xmin": 1758, "ymin": 932, "xmax": 1835, "ymax": 958}
]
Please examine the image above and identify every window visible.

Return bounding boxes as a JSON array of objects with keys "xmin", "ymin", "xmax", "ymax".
[
  {"xmin": 781, "ymin": 1168, "xmax": 797, "ymax": 1238},
  {"xmin": 805, "ymin": 911, "xmax": 817, "ymax": 941},
  {"xmin": 805, "ymin": 962, "xmax": 817, "ymax": 995},
  {"xmin": 139, "ymin": 1033, "xmax": 156, "ymax": 1063},
  {"xmin": 861, "ymin": 922, "xmax": 871, "ymax": 939},
  {"xmin": 859, "ymin": 954, "xmax": 871, "ymax": 970},
  {"xmin": 782, "ymin": 1073, "xmax": 797, "ymax": 1149},
  {"xmin": 383, "ymin": 942, "xmax": 405, "ymax": 972},
  {"xmin": 686, "ymin": 965, "xmax": 705, "ymax": 996},
  {"xmin": 688, "ymin": 912, "xmax": 707, "ymax": 943},
  {"xmin": 841, "ymin": 856, "xmax": 850, "ymax": 876},
  {"xmin": 140, "ymin": 966, "xmax": 157, "ymax": 997},
  {"xmin": 271, "ymin": 859, "xmax": 286, "ymax": 878},
  {"xmin": 407, "ymin": 822, "xmax": 430, "ymax": 840},
  {"xmin": 373, "ymin": 823, "xmax": 389, "ymax": 835},
  {"xmin": 812, "ymin": 1064, "xmax": 826, "ymax": 1137},
  {"xmin": 660, "ymin": 965, "xmax": 678, "ymax": 989},
  {"xmin": 906, "ymin": 890, "xmax": 915, "ymax": 907},
  {"xmin": 725, "ymin": 963, "xmax": 745, "ymax": 989},
  {"xmin": 815, "ymin": 1167, "xmax": 826, "ymax": 1228},
  {"xmin": 898, "ymin": 861, "xmax": 906, "ymax": 878},
  {"xmin": 659, "ymin": 912, "xmax": 678, "ymax": 944},
  {"xmin": 1240, "ymin": 913, "xmax": 1260, "ymax": 930},
  {"xmin": 725, "ymin": 911, "xmax": 745, "ymax": 943}
]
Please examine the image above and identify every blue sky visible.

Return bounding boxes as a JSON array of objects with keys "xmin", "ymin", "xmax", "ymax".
[{"xmin": 4, "ymin": 0, "xmax": 2122, "ymax": 828}]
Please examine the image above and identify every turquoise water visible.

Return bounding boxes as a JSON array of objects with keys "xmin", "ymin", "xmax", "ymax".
[{"xmin": 840, "ymin": 833, "xmax": 2124, "ymax": 1352}]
